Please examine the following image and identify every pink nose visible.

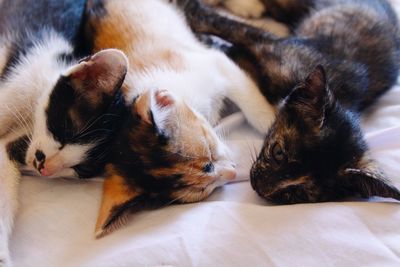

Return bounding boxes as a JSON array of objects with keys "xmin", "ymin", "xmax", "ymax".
[
  {"xmin": 40, "ymin": 168, "xmax": 51, "ymax": 177},
  {"xmin": 220, "ymin": 167, "xmax": 237, "ymax": 181},
  {"xmin": 39, "ymin": 163, "xmax": 57, "ymax": 177}
]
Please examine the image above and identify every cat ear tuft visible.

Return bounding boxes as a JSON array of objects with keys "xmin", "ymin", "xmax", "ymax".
[
  {"xmin": 342, "ymin": 158, "xmax": 400, "ymax": 201},
  {"xmin": 95, "ymin": 169, "xmax": 145, "ymax": 239},
  {"xmin": 133, "ymin": 90, "xmax": 153, "ymax": 124},
  {"xmin": 133, "ymin": 89, "xmax": 175, "ymax": 127},
  {"xmin": 155, "ymin": 89, "xmax": 175, "ymax": 108},
  {"xmin": 305, "ymin": 65, "xmax": 327, "ymax": 97},
  {"xmin": 66, "ymin": 49, "xmax": 128, "ymax": 102},
  {"xmin": 287, "ymin": 65, "xmax": 330, "ymax": 131}
]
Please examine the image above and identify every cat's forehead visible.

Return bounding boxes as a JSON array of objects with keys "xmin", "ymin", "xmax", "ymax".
[{"xmin": 265, "ymin": 114, "xmax": 301, "ymax": 151}]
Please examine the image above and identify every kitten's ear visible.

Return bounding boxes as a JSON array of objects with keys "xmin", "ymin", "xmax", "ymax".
[
  {"xmin": 133, "ymin": 89, "xmax": 176, "ymax": 125},
  {"xmin": 66, "ymin": 49, "xmax": 128, "ymax": 105},
  {"xmin": 287, "ymin": 65, "xmax": 331, "ymax": 129},
  {"xmin": 341, "ymin": 157, "xmax": 400, "ymax": 201},
  {"xmin": 95, "ymin": 168, "xmax": 145, "ymax": 238}
]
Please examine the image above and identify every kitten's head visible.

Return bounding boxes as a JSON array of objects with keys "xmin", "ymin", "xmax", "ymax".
[
  {"xmin": 251, "ymin": 66, "xmax": 400, "ymax": 204},
  {"xmin": 25, "ymin": 49, "xmax": 128, "ymax": 178},
  {"xmin": 95, "ymin": 88, "xmax": 236, "ymax": 237}
]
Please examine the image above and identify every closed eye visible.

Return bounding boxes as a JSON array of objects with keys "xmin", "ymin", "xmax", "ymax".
[{"xmin": 203, "ymin": 162, "xmax": 214, "ymax": 173}]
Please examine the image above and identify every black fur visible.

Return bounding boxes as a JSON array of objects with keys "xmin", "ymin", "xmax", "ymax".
[
  {"xmin": 108, "ymin": 104, "xmax": 187, "ymax": 203},
  {"xmin": 6, "ymin": 135, "xmax": 30, "ymax": 164},
  {"xmin": 176, "ymin": 0, "xmax": 400, "ymax": 203},
  {"xmin": 0, "ymin": 0, "xmax": 90, "ymax": 79},
  {"xmin": 46, "ymin": 76, "xmax": 126, "ymax": 178}
]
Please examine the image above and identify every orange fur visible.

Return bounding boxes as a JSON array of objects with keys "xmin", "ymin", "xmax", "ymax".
[
  {"xmin": 90, "ymin": 0, "xmax": 185, "ymax": 72},
  {"xmin": 95, "ymin": 165, "xmax": 141, "ymax": 237}
]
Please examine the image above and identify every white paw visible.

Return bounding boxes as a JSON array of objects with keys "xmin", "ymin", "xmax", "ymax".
[{"xmin": 223, "ymin": 0, "xmax": 265, "ymax": 18}]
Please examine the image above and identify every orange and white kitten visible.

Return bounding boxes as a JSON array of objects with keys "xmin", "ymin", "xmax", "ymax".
[{"xmin": 86, "ymin": 0, "xmax": 275, "ymax": 237}]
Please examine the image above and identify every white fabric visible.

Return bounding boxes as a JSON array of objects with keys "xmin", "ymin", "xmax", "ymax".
[
  {"xmin": 10, "ymin": 83, "xmax": 400, "ymax": 267},
  {"xmin": 10, "ymin": 1, "xmax": 400, "ymax": 265}
]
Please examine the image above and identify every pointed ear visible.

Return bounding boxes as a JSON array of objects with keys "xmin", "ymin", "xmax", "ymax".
[
  {"xmin": 95, "ymin": 168, "xmax": 144, "ymax": 238},
  {"xmin": 133, "ymin": 89, "xmax": 176, "ymax": 125},
  {"xmin": 287, "ymin": 65, "xmax": 330, "ymax": 129},
  {"xmin": 66, "ymin": 49, "xmax": 128, "ymax": 105},
  {"xmin": 342, "ymin": 158, "xmax": 400, "ymax": 201}
]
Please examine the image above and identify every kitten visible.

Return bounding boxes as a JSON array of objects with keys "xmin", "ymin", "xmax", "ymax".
[
  {"xmin": 0, "ymin": 0, "xmax": 129, "ymax": 265},
  {"xmin": 85, "ymin": 0, "xmax": 275, "ymax": 237},
  {"xmin": 175, "ymin": 0, "xmax": 400, "ymax": 204}
]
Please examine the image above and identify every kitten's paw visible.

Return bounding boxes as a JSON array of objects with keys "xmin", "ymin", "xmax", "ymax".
[
  {"xmin": 249, "ymin": 18, "xmax": 290, "ymax": 38},
  {"xmin": 223, "ymin": 0, "xmax": 265, "ymax": 18}
]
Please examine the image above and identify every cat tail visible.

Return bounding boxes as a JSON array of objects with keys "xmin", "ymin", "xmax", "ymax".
[
  {"xmin": 175, "ymin": 0, "xmax": 277, "ymax": 48},
  {"xmin": 0, "ymin": 141, "xmax": 21, "ymax": 267}
]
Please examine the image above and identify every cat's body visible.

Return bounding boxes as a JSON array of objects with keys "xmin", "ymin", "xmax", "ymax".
[
  {"xmin": 85, "ymin": 0, "xmax": 276, "ymax": 237},
  {"xmin": 176, "ymin": 0, "xmax": 400, "ymax": 203},
  {"xmin": 0, "ymin": 1, "xmax": 129, "ymax": 265}
]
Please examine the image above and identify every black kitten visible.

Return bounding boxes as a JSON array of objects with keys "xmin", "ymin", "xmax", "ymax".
[{"xmin": 175, "ymin": 0, "xmax": 400, "ymax": 203}]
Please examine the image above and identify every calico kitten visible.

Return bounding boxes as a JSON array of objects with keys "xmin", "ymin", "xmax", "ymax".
[
  {"xmin": 85, "ymin": 0, "xmax": 276, "ymax": 237},
  {"xmin": 0, "ymin": 0, "xmax": 129, "ymax": 265},
  {"xmin": 175, "ymin": 0, "xmax": 400, "ymax": 204}
]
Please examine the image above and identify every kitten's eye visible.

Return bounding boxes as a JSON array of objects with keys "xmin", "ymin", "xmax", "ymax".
[
  {"xmin": 270, "ymin": 142, "xmax": 286, "ymax": 164},
  {"xmin": 203, "ymin": 162, "xmax": 214, "ymax": 173}
]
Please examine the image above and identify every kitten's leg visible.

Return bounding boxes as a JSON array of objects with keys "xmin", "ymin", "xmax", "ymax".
[
  {"xmin": 0, "ymin": 142, "xmax": 21, "ymax": 267},
  {"xmin": 259, "ymin": 0, "xmax": 314, "ymax": 26},
  {"xmin": 176, "ymin": 0, "xmax": 277, "ymax": 49},
  {"xmin": 215, "ymin": 53, "xmax": 276, "ymax": 133},
  {"xmin": 223, "ymin": 0, "xmax": 266, "ymax": 18}
]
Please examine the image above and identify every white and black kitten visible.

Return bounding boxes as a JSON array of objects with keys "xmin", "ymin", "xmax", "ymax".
[
  {"xmin": 0, "ymin": 0, "xmax": 128, "ymax": 265},
  {"xmin": 175, "ymin": 0, "xmax": 400, "ymax": 204}
]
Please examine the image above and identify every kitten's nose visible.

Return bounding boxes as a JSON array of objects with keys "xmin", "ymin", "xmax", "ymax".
[
  {"xmin": 35, "ymin": 150, "xmax": 46, "ymax": 162},
  {"xmin": 34, "ymin": 150, "xmax": 46, "ymax": 173}
]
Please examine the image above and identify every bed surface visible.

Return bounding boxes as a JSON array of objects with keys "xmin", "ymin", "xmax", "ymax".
[{"xmin": 10, "ymin": 1, "xmax": 400, "ymax": 267}]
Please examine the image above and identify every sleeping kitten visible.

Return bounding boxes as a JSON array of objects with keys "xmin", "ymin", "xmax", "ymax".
[
  {"xmin": 85, "ymin": 0, "xmax": 275, "ymax": 237},
  {"xmin": 175, "ymin": 0, "xmax": 400, "ymax": 204},
  {"xmin": 0, "ymin": 0, "xmax": 129, "ymax": 265}
]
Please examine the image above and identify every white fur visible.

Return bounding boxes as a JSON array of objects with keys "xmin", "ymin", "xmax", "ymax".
[
  {"xmin": 115, "ymin": 0, "xmax": 275, "ymax": 193},
  {"xmin": 123, "ymin": 0, "xmax": 275, "ymax": 132},
  {"xmin": 0, "ymin": 32, "xmax": 71, "ymax": 137},
  {"xmin": 0, "ymin": 129, "xmax": 25, "ymax": 267},
  {"xmin": 25, "ymin": 89, "xmax": 93, "ymax": 177},
  {"xmin": 0, "ymin": 32, "xmax": 81, "ymax": 266}
]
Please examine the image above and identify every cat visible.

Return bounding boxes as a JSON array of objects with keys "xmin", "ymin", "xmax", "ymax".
[
  {"xmin": 174, "ymin": 0, "xmax": 400, "ymax": 204},
  {"xmin": 84, "ymin": 0, "xmax": 276, "ymax": 237},
  {"xmin": 0, "ymin": 0, "xmax": 129, "ymax": 265}
]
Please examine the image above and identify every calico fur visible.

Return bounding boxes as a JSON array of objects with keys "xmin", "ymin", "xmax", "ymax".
[
  {"xmin": 175, "ymin": 0, "xmax": 400, "ymax": 203},
  {"xmin": 85, "ymin": 0, "xmax": 276, "ymax": 237}
]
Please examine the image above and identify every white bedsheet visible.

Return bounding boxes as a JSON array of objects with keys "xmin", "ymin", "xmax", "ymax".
[
  {"xmin": 10, "ymin": 83, "xmax": 400, "ymax": 267},
  {"xmin": 10, "ymin": 2, "xmax": 400, "ymax": 266}
]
